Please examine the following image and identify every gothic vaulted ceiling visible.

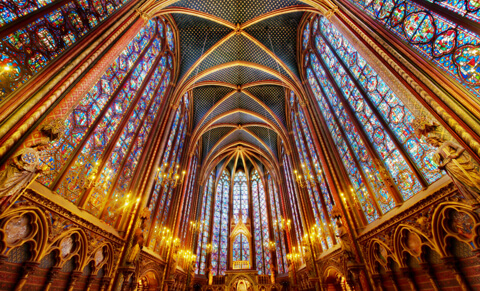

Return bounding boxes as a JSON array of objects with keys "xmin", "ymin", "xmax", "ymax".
[{"xmin": 145, "ymin": 0, "xmax": 332, "ymax": 176}]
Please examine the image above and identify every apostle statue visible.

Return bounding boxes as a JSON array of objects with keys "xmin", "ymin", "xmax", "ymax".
[
  {"xmin": 411, "ymin": 117, "xmax": 480, "ymax": 204},
  {"xmin": 0, "ymin": 118, "xmax": 65, "ymax": 212},
  {"xmin": 126, "ymin": 207, "xmax": 151, "ymax": 265}
]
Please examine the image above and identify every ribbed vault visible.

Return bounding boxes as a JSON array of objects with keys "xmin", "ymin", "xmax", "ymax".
[{"xmin": 141, "ymin": 0, "xmax": 337, "ymax": 176}]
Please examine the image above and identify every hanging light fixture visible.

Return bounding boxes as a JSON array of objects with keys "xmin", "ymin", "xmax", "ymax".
[{"xmin": 155, "ymin": 162, "xmax": 186, "ymax": 188}]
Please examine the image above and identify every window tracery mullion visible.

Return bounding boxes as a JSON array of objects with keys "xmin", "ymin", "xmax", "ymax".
[
  {"xmin": 92, "ymin": 66, "xmax": 169, "ymax": 218},
  {"xmin": 0, "ymin": 0, "xmax": 135, "ymax": 99},
  {"xmin": 282, "ymin": 152, "xmax": 304, "ymax": 247},
  {"xmin": 49, "ymin": 30, "xmax": 158, "ymax": 192},
  {"xmin": 156, "ymin": 114, "xmax": 188, "ymax": 230},
  {"xmin": 409, "ymin": 0, "xmax": 480, "ymax": 32},
  {"xmin": 293, "ymin": 109, "xmax": 336, "ymax": 249},
  {"xmin": 291, "ymin": 113, "xmax": 324, "ymax": 228},
  {"xmin": 314, "ymin": 26, "xmax": 429, "ymax": 188},
  {"xmin": 309, "ymin": 47, "xmax": 404, "ymax": 205},
  {"xmin": 305, "ymin": 64, "xmax": 384, "ymax": 221},
  {"xmin": 145, "ymin": 108, "xmax": 182, "ymax": 245}
]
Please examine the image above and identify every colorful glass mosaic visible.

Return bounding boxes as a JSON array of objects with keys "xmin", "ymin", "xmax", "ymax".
[
  {"xmin": 347, "ymin": 0, "xmax": 480, "ymax": 97},
  {"xmin": 0, "ymin": 0, "xmax": 132, "ymax": 100},
  {"xmin": 195, "ymin": 173, "xmax": 215, "ymax": 274},
  {"xmin": 211, "ymin": 170, "xmax": 230, "ymax": 276},
  {"xmin": 252, "ymin": 170, "xmax": 272, "ymax": 274}
]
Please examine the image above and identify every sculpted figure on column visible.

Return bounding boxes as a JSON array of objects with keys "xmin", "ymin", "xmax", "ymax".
[
  {"xmin": 412, "ymin": 117, "xmax": 480, "ymax": 203},
  {"xmin": 0, "ymin": 118, "xmax": 65, "ymax": 211}
]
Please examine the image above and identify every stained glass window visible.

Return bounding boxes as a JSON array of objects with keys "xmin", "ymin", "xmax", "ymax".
[
  {"xmin": 268, "ymin": 174, "xmax": 288, "ymax": 274},
  {"xmin": 38, "ymin": 18, "xmax": 177, "ymax": 228},
  {"xmin": 1, "ymin": 0, "xmax": 133, "ymax": 100},
  {"xmin": 148, "ymin": 93, "xmax": 189, "ymax": 253},
  {"xmin": 346, "ymin": 0, "xmax": 480, "ymax": 98},
  {"xmin": 318, "ymin": 17, "xmax": 440, "ymax": 186},
  {"xmin": 210, "ymin": 170, "xmax": 230, "ymax": 276},
  {"xmin": 166, "ymin": 23, "xmax": 175, "ymax": 51},
  {"xmin": 281, "ymin": 146, "xmax": 304, "ymax": 247},
  {"xmin": 232, "ymin": 170, "xmax": 250, "ymax": 265},
  {"xmin": 195, "ymin": 173, "xmax": 215, "ymax": 275},
  {"xmin": 180, "ymin": 153, "xmax": 199, "ymax": 242},
  {"xmin": 251, "ymin": 170, "xmax": 272, "ymax": 274},
  {"xmin": 40, "ymin": 20, "xmax": 165, "ymax": 206},
  {"xmin": 233, "ymin": 171, "xmax": 248, "ymax": 224},
  {"xmin": 316, "ymin": 33, "xmax": 423, "ymax": 200},
  {"xmin": 38, "ymin": 20, "xmax": 157, "ymax": 190},
  {"xmin": 290, "ymin": 92, "xmax": 334, "ymax": 250},
  {"xmin": 302, "ymin": 15, "xmax": 444, "ymax": 222},
  {"xmin": 233, "ymin": 234, "xmax": 250, "ymax": 262}
]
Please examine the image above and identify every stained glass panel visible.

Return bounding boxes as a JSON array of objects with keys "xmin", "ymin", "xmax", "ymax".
[
  {"xmin": 211, "ymin": 170, "xmax": 230, "ymax": 276},
  {"xmin": 347, "ymin": 0, "xmax": 480, "ymax": 98},
  {"xmin": 38, "ymin": 20, "xmax": 156, "ymax": 190},
  {"xmin": 1, "ymin": 0, "xmax": 132, "ymax": 100},
  {"xmin": 195, "ymin": 173, "xmax": 215, "ymax": 275},
  {"xmin": 56, "ymin": 37, "xmax": 161, "ymax": 202},
  {"xmin": 315, "ymin": 33, "xmax": 422, "ymax": 199},
  {"xmin": 318, "ymin": 17, "xmax": 441, "ymax": 185}
]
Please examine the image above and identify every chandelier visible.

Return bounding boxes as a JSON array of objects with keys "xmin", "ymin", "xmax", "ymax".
[
  {"xmin": 264, "ymin": 241, "xmax": 276, "ymax": 252},
  {"xmin": 155, "ymin": 162, "xmax": 186, "ymax": 188},
  {"xmin": 286, "ymin": 246, "xmax": 302, "ymax": 264},
  {"xmin": 190, "ymin": 219, "xmax": 206, "ymax": 234},
  {"xmin": 273, "ymin": 217, "xmax": 291, "ymax": 232},
  {"xmin": 293, "ymin": 163, "xmax": 321, "ymax": 188},
  {"xmin": 82, "ymin": 160, "xmax": 112, "ymax": 190},
  {"xmin": 205, "ymin": 243, "xmax": 217, "ymax": 254}
]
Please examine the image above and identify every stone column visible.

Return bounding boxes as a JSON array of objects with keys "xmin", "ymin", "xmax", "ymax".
[
  {"xmin": 419, "ymin": 263, "xmax": 439, "ymax": 291},
  {"xmin": 67, "ymin": 271, "xmax": 83, "ymax": 291},
  {"xmin": 14, "ymin": 261, "xmax": 39, "ymax": 291},
  {"xmin": 44, "ymin": 267, "xmax": 61, "ymax": 291},
  {"xmin": 442, "ymin": 257, "xmax": 471, "ymax": 291}
]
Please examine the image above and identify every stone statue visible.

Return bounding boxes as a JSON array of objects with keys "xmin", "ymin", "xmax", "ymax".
[
  {"xmin": 207, "ymin": 265, "xmax": 213, "ymax": 285},
  {"xmin": 126, "ymin": 208, "xmax": 150, "ymax": 265},
  {"xmin": 0, "ymin": 118, "xmax": 65, "ymax": 211},
  {"xmin": 0, "ymin": 147, "xmax": 45, "ymax": 207},
  {"xmin": 425, "ymin": 136, "xmax": 480, "ymax": 200},
  {"xmin": 412, "ymin": 117, "xmax": 480, "ymax": 203},
  {"xmin": 335, "ymin": 220, "xmax": 355, "ymax": 261}
]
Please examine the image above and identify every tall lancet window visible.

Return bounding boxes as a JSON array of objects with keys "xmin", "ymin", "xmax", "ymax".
[
  {"xmin": 302, "ymin": 15, "xmax": 442, "ymax": 223},
  {"xmin": 195, "ymin": 173, "xmax": 215, "ymax": 275},
  {"xmin": 251, "ymin": 170, "xmax": 271, "ymax": 274},
  {"xmin": 290, "ymin": 92, "xmax": 335, "ymax": 251},
  {"xmin": 179, "ymin": 151, "xmax": 199, "ymax": 242},
  {"xmin": 211, "ymin": 170, "xmax": 230, "ymax": 276},
  {"xmin": 1, "ymin": 0, "xmax": 134, "ymax": 99},
  {"xmin": 281, "ymin": 145, "xmax": 304, "ymax": 247},
  {"xmin": 38, "ymin": 18, "xmax": 175, "ymax": 225},
  {"xmin": 147, "ymin": 93, "xmax": 190, "ymax": 253},
  {"xmin": 268, "ymin": 174, "xmax": 288, "ymax": 274},
  {"xmin": 344, "ymin": 0, "xmax": 480, "ymax": 98},
  {"xmin": 232, "ymin": 171, "xmax": 250, "ymax": 263},
  {"xmin": 233, "ymin": 171, "xmax": 248, "ymax": 223}
]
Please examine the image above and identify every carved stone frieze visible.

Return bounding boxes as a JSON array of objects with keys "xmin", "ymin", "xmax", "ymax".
[
  {"xmin": 357, "ymin": 182, "xmax": 457, "ymax": 244},
  {"xmin": 21, "ymin": 189, "xmax": 123, "ymax": 245}
]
